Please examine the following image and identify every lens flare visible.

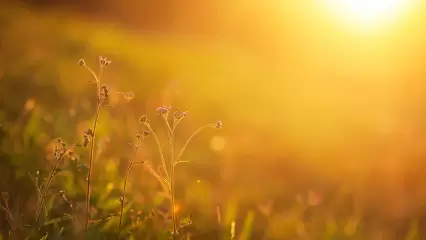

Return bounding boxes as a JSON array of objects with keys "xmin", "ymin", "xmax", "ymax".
[{"xmin": 325, "ymin": 0, "xmax": 410, "ymax": 28}]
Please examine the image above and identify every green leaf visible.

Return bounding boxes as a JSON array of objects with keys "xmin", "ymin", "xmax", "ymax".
[
  {"xmin": 53, "ymin": 168, "xmax": 63, "ymax": 176},
  {"xmin": 39, "ymin": 233, "xmax": 48, "ymax": 240},
  {"xmin": 39, "ymin": 194, "xmax": 58, "ymax": 226},
  {"xmin": 43, "ymin": 215, "xmax": 72, "ymax": 226},
  {"xmin": 239, "ymin": 210, "xmax": 255, "ymax": 240}
]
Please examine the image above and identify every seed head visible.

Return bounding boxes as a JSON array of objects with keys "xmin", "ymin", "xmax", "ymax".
[
  {"xmin": 82, "ymin": 135, "xmax": 90, "ymax": 148},
  {"xmin": 139, "ymin": 115, "xmax": 148, "ymax": 123},
  {"xmin": 142, "ymin": 130, "xmax": 151, "ymax": 137},
  {"xmin": 100, "ymin": 84, "xmax": 109, "ymax": 99},
  {"xmin": 84, "ymin": 129, "xmax": 94, "ymax": 137},
  {"xmin": 215, "ymin": 120, "xmax": 223, "ymax": 129},
  {"xmin": 99, "ymin": 56, "xmax": 111, "ymax": 68},
  {"xmin": 124, "ymin": 91, "xmax": 134, "ymax": 101},
  {"xmin": 78, "ymin": 59, "xmax": 86, "ymax": 66}
]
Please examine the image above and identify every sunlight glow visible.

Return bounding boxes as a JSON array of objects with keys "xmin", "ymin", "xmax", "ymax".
[{"xmin": 326, "ymin": 0, "xmax": 410, "ymax": 27}]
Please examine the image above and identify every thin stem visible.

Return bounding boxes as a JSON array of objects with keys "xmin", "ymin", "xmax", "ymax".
[
  {"xmin": 35, "ymin": 144, "xmax": 76, "ymax": 222},
  {"xmin": 28, "ymin": 173, "xmax": 42, "ymax": 208},
  {"xmin": 172, "ymin": 117, "xmax": 184, "ymax": 131},
  {"xmin": 173, "ymin": 161, "xmax": 189, "ymax": 168},
  {"xmin": 160, "ymin": 114, "xmax": 177, "ymax": 235},
  {"xmin": 84, "ymin": 98, "xmax": 103, "ymax": 237},
  {"xmin": 84, "ymin": 66, "xmax": 104, "ymax": 238},
  {"xmin": 83, "ymin": 65, "xmax": 100, "ymax": 95},
  {"xmin": 89, "ymin": 214, "xmax": 117, "ymax": 224},
  {"xmin": 162, "ymin": 115, "xmax": 173, "ymax": 139},
  {"xmin": 0, "ymin": 198, "xmax": 14, "ymax": 230},
  {"xmin": 170, "ymin": 130, "xmax": 177, "ymax": 236},
  {"xmin": 143, "ymin": 162, "xmax": 171, "ymax": 195},
  {"xmin": 117, "ymin": 145, "xmax": 139, "ymax": 239},
  {"xmin": 147, "ymin": 125, "xmax": 170, "ymax": 181},
  {"xmin": 175, "ymin": 124, "xmax": 212, "ymax": 164}
]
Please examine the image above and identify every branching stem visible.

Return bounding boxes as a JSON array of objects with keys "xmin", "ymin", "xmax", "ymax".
[{"xmin": 35, "ymin": 144, "xmax": 76, "ymax": 222}]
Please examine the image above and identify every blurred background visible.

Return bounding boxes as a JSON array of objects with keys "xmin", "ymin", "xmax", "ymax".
[{"xmin": 2, "ymin": 0, "xmax": 426, "ymax": 239}]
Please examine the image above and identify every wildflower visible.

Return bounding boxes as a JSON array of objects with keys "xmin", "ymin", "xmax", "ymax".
[
  {"xmin": 156, "ymin": 105, "xmax": 172, "ymax": 115},
  {"xmin": 173, "ymin": 111, "xmax": 179, "ymax": 118},
  {"xmin": 173, "ymin": 111, "xmax": 188, "ymax": 120}
]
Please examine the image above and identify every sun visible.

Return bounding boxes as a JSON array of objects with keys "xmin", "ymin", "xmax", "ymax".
[{"xmin": 325, "ymin": 0, "xmax": 410, "ymax": 28}]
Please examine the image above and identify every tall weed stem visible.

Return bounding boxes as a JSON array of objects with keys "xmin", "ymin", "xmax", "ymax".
[
  {"xmin": 35, "ymin": 144, "xmax": 76, "ymax": 222},
  {"xmin": 117, "ymin": 144, "xmax": 140, "ymax": 239},
  {"xmin": 81, "ymin": 57, "xmax": 110, "ymax": 238}
]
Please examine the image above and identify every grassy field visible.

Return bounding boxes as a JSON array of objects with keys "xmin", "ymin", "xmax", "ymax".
[{"xmin": 2, "ymin": 1, "xmax": 426, "ymax": 239}]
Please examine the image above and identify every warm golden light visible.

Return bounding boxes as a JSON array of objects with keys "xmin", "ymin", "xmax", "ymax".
[{"xmin": 326, "ymin": 0, "xmax": 409, "ymax": 27}]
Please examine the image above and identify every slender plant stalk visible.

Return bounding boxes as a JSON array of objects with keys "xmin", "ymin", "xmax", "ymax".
[
  {"xmin": 165, "ymin": 116, "xmax": 211, "ymax": 236},
  {"xmin": 0, "ymin": 197, "xmax": 15, "ymax": 230},
  {"xmin": 143, "ymin": 162, "xmax": 171, "ymax": 196},
  {"xmin": 84, "ymin": 65, "xmax": 104, "ymax": 238},
  {"xmin": 160, "ymin": 115, "xmax": 178, "ymax": 235},
  {"xmin": 144, "ymin": 110, "xmax": 218, "ymax": 238},
  {"xmin": 175, "ymin": 124, "xmax": 212, "ymax": 163},
  {"xmin": 35, "ymin": 144, "xmax": 76, "ymax": 222},
  {"xmin": 117, "ymin": 145, "xmax": 139, "ymax": 239},
  {"xmin": 170, "ymin": 130, "xmax": 177, "ymax": 236},
  {"xmin": 147, "ymin": 126, "xmax": 170, "ymax": 181}
]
